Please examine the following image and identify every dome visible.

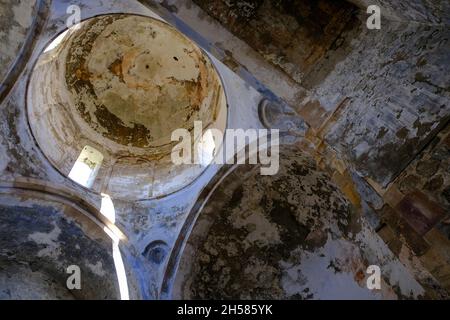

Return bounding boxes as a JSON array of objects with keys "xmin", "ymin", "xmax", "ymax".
[{"xmin": 27, "ymin": 14, "xmax": 227, "ymax": 200}]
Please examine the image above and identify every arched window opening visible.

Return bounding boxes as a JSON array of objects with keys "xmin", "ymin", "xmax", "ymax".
[{"xmin": 68, "ymin": 146, "xmax": 103, "ymax": 188}]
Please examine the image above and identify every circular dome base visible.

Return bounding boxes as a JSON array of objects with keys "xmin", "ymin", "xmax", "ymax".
[{"xmin": 27, "ymin": 14, "xmax": 227, "ymax": 200}]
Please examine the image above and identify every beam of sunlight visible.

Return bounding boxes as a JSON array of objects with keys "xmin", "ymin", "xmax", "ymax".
[
  {"xmin": 112, "ymin": 240, "xmax": 130, "ymax": 300},
  {"xmin": 44, "ymin": 29, "xmax": 69, "ymax": 53},
  {"xmin": 100, "ymin": 193, "xmax": 116, "ymax": 224},
  {"xmin": 100, "ymin": 196, "xmax": 130, "ymax": 300}
]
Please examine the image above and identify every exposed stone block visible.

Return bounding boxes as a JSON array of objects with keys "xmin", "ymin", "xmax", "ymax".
[
  {"xmin": 396, "ymin": 191, "xmax": 446, "ymax": 236},
  {"xmin": 381, "ymin": 205, "xmax": 430, "ymax": 256}
]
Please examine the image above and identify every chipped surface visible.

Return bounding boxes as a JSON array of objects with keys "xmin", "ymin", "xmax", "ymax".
[
  {"xmin": 1, "ymin": 0, "xmax": 449, "ymax": 300},
  {"xmin": 192, "ymin": 0, "xmax": 357, "ymax": 85},
  {"xmin": 0, "ymin": 0, "xmax": 36, "ymax": 82},
  {"xmin": 0, "ymin": 193, "xmax": 121, "ymax": 299},
  {"xmin": 306, "ymin": 21, "xmax": 450, "ymax": 187},
  {"xmin": 27, "ymin": 14, "xmax": 227, "ymax": 199},
  {"xmin": 173, "ymin": 146, "xmax": 424, "ymax": 299},
  {"xmin": 65, "ymin": 15, "xmax": 220, "ymax": 149},
  {"xmin": 347, "ymin": 0, "xmax": 450, "ymax": 25}
]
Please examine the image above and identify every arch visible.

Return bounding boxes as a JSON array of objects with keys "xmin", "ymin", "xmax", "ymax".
[
  {"xmin": 164, "ymin": 145, "xmax": 424, "ymax": 299},
  {"xmin": 0, "ymin": 180, "xmax": 142, "ymax": 299}
]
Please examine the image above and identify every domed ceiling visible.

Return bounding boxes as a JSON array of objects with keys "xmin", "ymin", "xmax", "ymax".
[
  {"xmin": 171, "ymin": 146, "xmax": 424, "ymax": 299},
  {"xmin": 65, "ymin": 15, "xmax": 219, "ymax": 150},
  {"xmin": 27, "ymin": 14, "xmax": 227, "ymax": 200}
]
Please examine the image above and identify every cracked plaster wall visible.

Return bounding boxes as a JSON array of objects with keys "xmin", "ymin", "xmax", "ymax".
[
  {"xmin": 0, "ymin": 0, "xmax": 449, "ymax": 300},
  {"xmin": 0, "ymin": 192, "xmax": 136, "ymax": 299},
  {"xmin": 0, "ymin": 0, "xmax": 37, "ymax": 82},
  {"xmin": 27, "ymin": 13, "xmax": 227, "ymax": 200},
  {"xmin": 173, "ymin": 146, "xmax": 426, "ymax": 299},
  {"xmin": 0, "ymin": 0, "xmax": 264, "ymax": 300}
]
